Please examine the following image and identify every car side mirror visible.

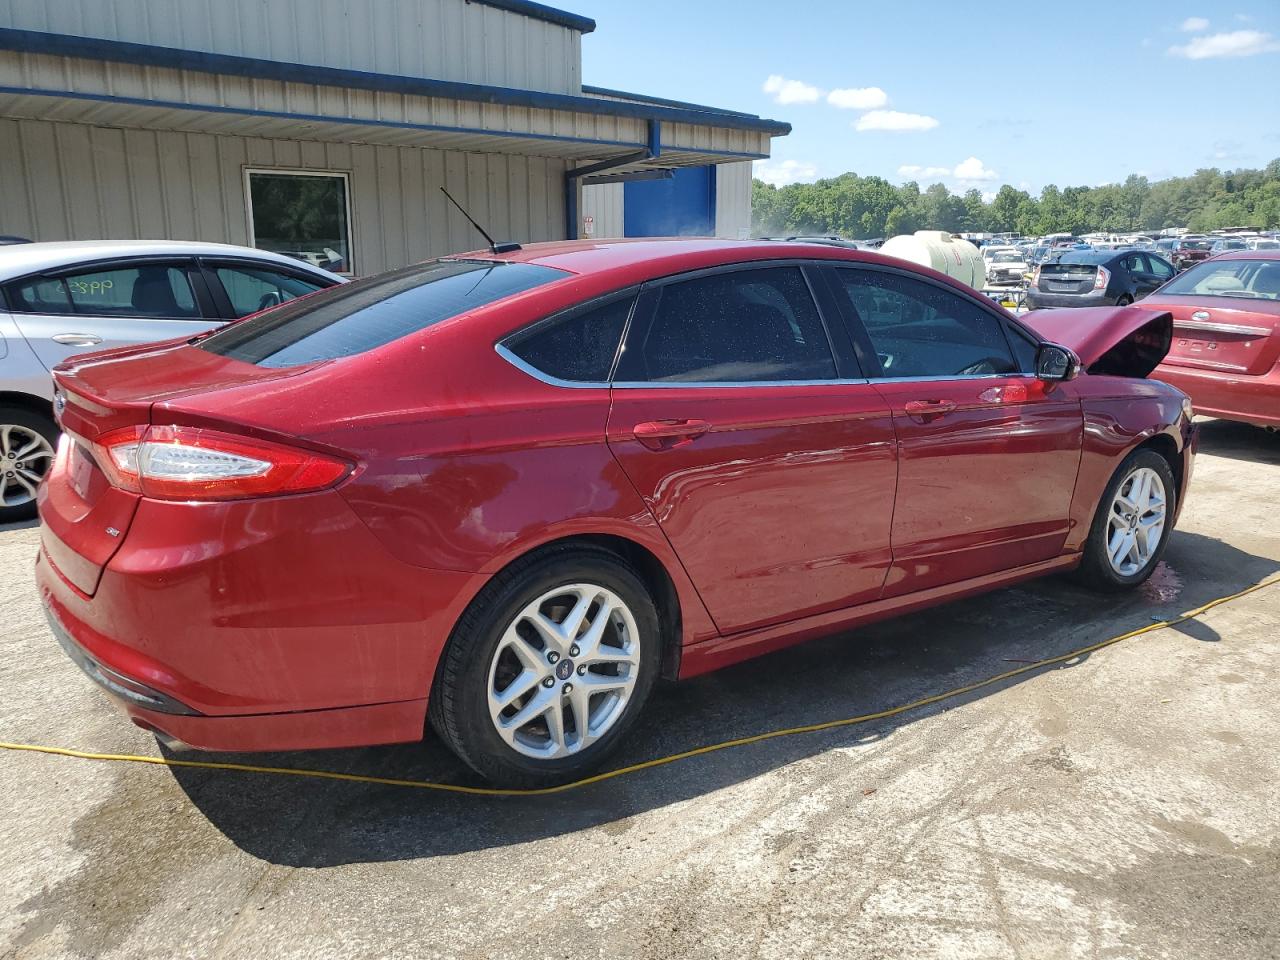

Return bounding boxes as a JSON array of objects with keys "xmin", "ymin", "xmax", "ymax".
[{"xmin": 1036, "ymin": 342, "xmax": 1081, "ymax": 382}]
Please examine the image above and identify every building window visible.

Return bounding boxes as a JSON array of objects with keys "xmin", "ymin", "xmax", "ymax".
[{"xmin": 245, "ymin": 169, "xmax": 353, "ymax": 275}]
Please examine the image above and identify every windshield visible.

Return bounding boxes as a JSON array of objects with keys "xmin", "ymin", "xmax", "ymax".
[
  {"xmin": 198, "ymin": 259, "xmax": 567, "ymax": 367},
  {"xmin": 992, "ymin": 253, "xmax": 1022, "ymax": 263},
  {"xmin": 1159, "ymin": 258, "xmax": 1280, "ymax": 300},
  {"xmin": 1180, "ymin": 240, "xmax": 1212, "ymax": 251},
  {"xmin": 1056, "ymin": 252, "xmax": 1111, "ymax": 265}
]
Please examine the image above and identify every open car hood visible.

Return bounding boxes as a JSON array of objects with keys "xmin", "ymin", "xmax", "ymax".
[{"xmin": 1021, "ymin": 306, "xmax": 1173, "ymax": 379}]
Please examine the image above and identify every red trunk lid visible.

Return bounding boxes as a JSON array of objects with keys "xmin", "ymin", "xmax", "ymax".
[
  {"xmin": 1136, "ymin": 296, "xmax": 1280, "ymax": 377},
  {"xmin": 41, "ymin": 342, "xmax": 317, "ymax": 595}
]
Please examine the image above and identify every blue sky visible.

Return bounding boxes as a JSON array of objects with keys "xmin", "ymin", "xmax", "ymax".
[{"xmin": 572, "ymin": 1, "xmax": 1280, "ymax": 196}]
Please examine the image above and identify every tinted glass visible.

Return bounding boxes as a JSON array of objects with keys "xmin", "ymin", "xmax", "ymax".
[
  {"xmin": 249, "ymin": 172, "xmax": 351, "ymax": 273},
  {"xmin": 1122, "ymin": 254, "xmax": 1147, "ymax": 274},
  {"xmin": 1058, "ymin": 252, "xmax": 1112, "ymax": 265},
  {"xmin": 1159, "ymin": 258, "xmax": 1280, "ymax": 300},
  {"xmin": 199, "ymin": 260, "xmax": 565, "ymax": 367},
  {"xmin": 214, "ymin": 264, "xmax": 326, "ymax": 318},
  {"xmin": 1148, "ymin": 256, "xmax": 1175, "ymax": 280},
  {"xmin": 62, "ymin": 265, "xmax": 198, "ymax": 318},
  {"xmin": 1008, "ymin": 328, "xmax": 1039, "ymax": 373},
  {"xmin": 631, "ymin": 267, "xmax": 836, "ymax": 383},
  {"xmin": 506, "ymin": 294, "xmax": 633, "ymax": 383},
  {"xmin": 8, "ymin": 276, "xmax": 72, "ymax": 314},
  {"xmin": 837, "ymin": 268, "xmax": 1017, "ymax": 377}
]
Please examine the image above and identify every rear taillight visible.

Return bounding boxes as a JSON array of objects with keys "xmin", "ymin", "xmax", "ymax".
[
  {"xmin": 1094, "ymin": 266, "xmax": 1110, "ymax": 290},
  {"xmin": 93, "ymin": 425, "xmax": 350, "ymax": 500}
]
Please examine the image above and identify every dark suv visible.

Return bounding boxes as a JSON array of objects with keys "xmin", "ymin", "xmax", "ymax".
[{"xmin": 1026, "ymin": 249, "xmax": 1177, "ymax": 309}]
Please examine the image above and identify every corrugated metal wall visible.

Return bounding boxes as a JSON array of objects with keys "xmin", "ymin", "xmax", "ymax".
[
  {"xmin": 576, "ymin": 162, "xmax": 753, "ymax": 241},
  {"xmin": 0, "ymin": 0, "xmax": 582, "ymax": 94},
  {"xmin": 714, "ymin": 161, "xmax": 753, "ymax": 239},
  {"xmin": 580, "ymin": 183, "xmax": 623, "ymax": 239},
  {"xmin": 0, "ymin": 117, "xmax": 568, "ymax": 274}
]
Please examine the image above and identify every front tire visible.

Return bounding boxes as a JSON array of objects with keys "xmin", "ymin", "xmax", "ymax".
[
  {"xmin": 0, "ymin": 407, "xmax": 58, "ymax": 524},
  {"xmin": 1076, "ymin": 449, "xmax": 1175, "ymax": 591},
  {"xmin": 429, "ymin": 545, "xmax": 661, "ymax": 787}
]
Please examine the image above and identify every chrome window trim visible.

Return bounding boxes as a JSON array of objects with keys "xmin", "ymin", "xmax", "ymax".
[
  {"xmin": 869, "ymin": 372, "xmax": 1040, "ymax": 384},
  {"xmin": 496, "ymin": 340, "xmax": 1041, "ymax": 390},
  {"xmin": 494, "ymin": 342, "xmax": 611, "ymax": 389},
  {"xmin": 609, "ymin": 377, "xmax": 872, "ymax": 389}
]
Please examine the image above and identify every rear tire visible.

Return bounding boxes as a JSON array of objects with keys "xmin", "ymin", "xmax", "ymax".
[
  {"xmin": 1076, "ymin": 448, "xmax": 1176, "ymax": 592},
  {"xmin": 0, "ymin": 406, "xmax": 58, "ymax": 524},
  {"xmin": 429, "ymin": 545, "xmax": 661, "ymax": 787}
]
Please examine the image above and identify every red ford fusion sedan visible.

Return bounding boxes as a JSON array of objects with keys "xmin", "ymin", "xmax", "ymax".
[
  {"xmin": 37, "ymin": 239, "xmax": 1196, "ymax": 785},
  {"xmin": 1132, "ymin": 250, "xmax": 1280, "ymax": 430}
]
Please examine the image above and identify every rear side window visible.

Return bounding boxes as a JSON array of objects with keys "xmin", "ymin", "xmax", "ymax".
[
  {"xmin": 622, "ymin": 267, "xmax": 837, "ymax": 383},
  {"xmin": 65, "ymin": 265, "xmax": 198, "ymax": 318},
  {"xmin": 198, "ymin": 260, "xmax": 565, "ymax": 367},
  {"xmin": 8, "ymin": 276, "xmax": 73, "ymax": 314},
  {"xmin": 7, "ymin": 265, "xmax": 198, "ymax": 318},
  {"xmin": 504, "ymin": 294, "xmax": 633, "ymax": 383}
]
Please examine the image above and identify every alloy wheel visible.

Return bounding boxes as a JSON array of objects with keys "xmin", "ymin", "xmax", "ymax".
[
  {"xmin": 486, "ymin": 583, "xmax": 641, "ymax": 760},
  {"xmin": 1106, "ymin": 466, "xmax": 1167, "ymax": 576},
  {"xmin": 0, "ymin": 424, "xmax": 55, "ymax": 508}
]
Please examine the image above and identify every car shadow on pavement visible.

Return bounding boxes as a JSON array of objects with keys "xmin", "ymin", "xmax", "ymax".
[
  {"xmin": 1193, "ymin": 418, "xmax": 1280, "ymax": 466},
  {"xmin": 164, "ymin": 529, "xmax": 1277, "ymax": 867}
]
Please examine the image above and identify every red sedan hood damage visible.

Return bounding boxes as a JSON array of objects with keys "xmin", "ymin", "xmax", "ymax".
[{"xmin": 1022, "ymin": 306, "xmax": 1173, "ymax": 378}]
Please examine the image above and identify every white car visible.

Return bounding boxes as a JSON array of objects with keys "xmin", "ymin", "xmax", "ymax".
[
  {"xmin": 986, "ymin": 250, "xmax": 1030, "ymax": 285},
  {"xmin": 0, "ymin": 240, "xmax": 344, "ymax": 522}
]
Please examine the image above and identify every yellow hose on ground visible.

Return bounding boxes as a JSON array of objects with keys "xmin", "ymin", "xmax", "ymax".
[{"xmin": 2, "ymin": 576, "xmax": 1276, "ymax": 798}]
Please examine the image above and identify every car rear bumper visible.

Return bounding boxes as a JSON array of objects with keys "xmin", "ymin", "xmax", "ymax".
[
  {"xmin": 1155, "ymin": 364, "xmax": 1280, "ymax": 428},
  {"xmin": 1026, "ymin": 291, "xmax": 1115, "ymax": 309},
  {"xmin": 37, "ymin": 490, "xmax": 490, "ymax": 751}
]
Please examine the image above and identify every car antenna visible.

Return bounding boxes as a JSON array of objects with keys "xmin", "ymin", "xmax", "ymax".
[{"xmin": 439, "ymin": 187, "xmax": 522, "ymax": 254}]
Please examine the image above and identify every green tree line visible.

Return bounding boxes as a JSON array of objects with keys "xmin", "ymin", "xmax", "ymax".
[{"xmin": 752, "ymin": 159, "xmax": 1280, "ymax": 239}]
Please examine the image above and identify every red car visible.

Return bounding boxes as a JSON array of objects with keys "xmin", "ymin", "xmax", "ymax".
[
  {"xmin": 37, "ymin": 239, "xmax": 1196, "ymax": 785},
  {"xmin": 1134, "ymin": 250, "xmax": 1280, "ymax": 430}
]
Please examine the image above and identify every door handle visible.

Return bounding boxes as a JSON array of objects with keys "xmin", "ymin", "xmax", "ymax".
[
  {"xmin": 903, "ymin": 399, "xmax": 956, "ymax": 421},
  {"xmin": 633, "ymin": 419, "xmax": 711, "ymax": 450},
  {"xmin": 51, "ymin": 333, "xmax": 104, "ymax": 346}
]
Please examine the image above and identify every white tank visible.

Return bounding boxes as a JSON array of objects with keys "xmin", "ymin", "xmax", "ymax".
[{"xmin": 880, "ymin": 230, "xmax": 985, "ymax": 290}]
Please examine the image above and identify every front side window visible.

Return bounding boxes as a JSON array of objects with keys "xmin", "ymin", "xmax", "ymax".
[
  {"xmin": 504, "ymin": 294, "xmax": 633, "ymax": 383},
  {"xmin": 213, "ymin": 264, "xmax": 327, "ymax": 318},
  {"xmin": 623, "ymin": 267, "xmax": 837, "ymax": 383},
  {"xmin": 836, "ymin": 268, "xmax": 1018, "ymax": 378},
  {"xmin": 1148, "ymin": 256, "xmax": 1174, "ymax": 280},
  {"xmin": 199, "ymin": 259, "xmax": 566, "ymax": 367},
  {"xmin": 247, "ymin": 170, "xmax": 352, "ymax": 275}
]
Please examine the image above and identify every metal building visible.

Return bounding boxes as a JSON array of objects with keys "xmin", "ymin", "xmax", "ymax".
[{"xmin": 0, "ymin": 0, "xmax": 788, "ymax": 275}]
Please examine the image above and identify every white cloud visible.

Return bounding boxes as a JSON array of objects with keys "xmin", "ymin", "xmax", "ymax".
[
  {"xmin": 1169, "ymin": 29, "xmax": 1280, "ymax": 59},
  {"xmin": 981, "ymin": 190, "xmax": 998, "ymax": 203},
  {"xmin": 897, "ymin": 164, "xmax": 951, "ymax": 178},
  {"xmin": 953, "ymin": 156, "xmax": 998, "ymax": 181},
  {"xmin": 762, "ymin": 74, "xmax": 822, "ymax": 105},
  {"xmin": 827, "ymin": 86, "xmax": 888, "ymax": 110},
  {"xmin": 1180, "ymin": 16, "xmax": 1210, "ymax": 32},
  {"xmin": 855, "ymin": 109, "xmax": 939, "ymax": 132},
  {"xmin": 753, "ymin": 158, "xmax": 819, "ymax": 187}
]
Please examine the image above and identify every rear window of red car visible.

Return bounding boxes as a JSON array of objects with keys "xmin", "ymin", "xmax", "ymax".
[{"xmin": 198, "ymin": 259, "xmax": 566, "ymax": 367}]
